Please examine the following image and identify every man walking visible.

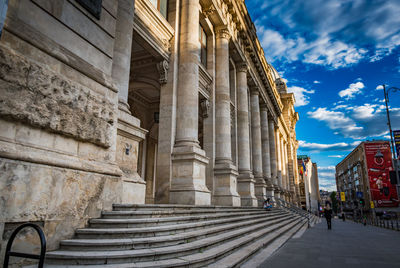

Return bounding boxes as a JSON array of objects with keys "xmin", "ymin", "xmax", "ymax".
[{"xmin": 325, "ymin": 203, "xmax": 333, "ymax": 230}]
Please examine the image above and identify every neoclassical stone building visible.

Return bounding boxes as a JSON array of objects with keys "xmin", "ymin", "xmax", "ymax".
[{"xmin": 0, "ymin": 0, "xmax": 301, "ymax": 256}]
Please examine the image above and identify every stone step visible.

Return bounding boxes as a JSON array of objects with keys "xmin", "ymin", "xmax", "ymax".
[
  {"xmin": 90, "ymin": 210, "xmax": 281, "ymax": 228},
  {"xmin": 60, "ymin": 213, "xmax": 291, "ymax": 251},
  {"xmin": 75, "ymin": 211, "xmax": 291, "ymax": 239},
  {"xmin": 45, "ymin": 215, "xmax": 301, "ymax": 265},
  {"xmin": 208, "ymin": 218, "xmax": 307, "ymax": 268},
  {"xmin": 102, "ymin": 208, "xmax": 268, "ymax": 219},
  {"xmin": 112, "ymin": 204, "xmax": 262, "ymax": 211}
]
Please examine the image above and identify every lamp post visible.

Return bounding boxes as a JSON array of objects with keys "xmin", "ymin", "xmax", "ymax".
[{"xmin": 382, "ymin": 84, "xmax": 400, "ymax": 196}]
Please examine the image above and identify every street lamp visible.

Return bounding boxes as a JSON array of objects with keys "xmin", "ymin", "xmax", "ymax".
[{"xmin": 382, "ymin": 84, "xmax": 400, "ymax": 193}]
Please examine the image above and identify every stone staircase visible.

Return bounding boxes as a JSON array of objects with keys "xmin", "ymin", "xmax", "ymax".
[{"xmin": 36, "ymin": 204, "xmax": 319, "ymax": 267}]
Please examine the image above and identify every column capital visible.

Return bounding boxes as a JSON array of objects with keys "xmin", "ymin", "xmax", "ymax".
[
  {"xmin": 260, "ymin": 103, "xmax": 269, "ymax": 111},
  {"xmin": 236, "ymin": 62, "xmax": 248, "ymax": 73},
  {"xmin": 216, "ymin": 27, "xmax": 231, "ymax": 40},
  {"xmin": 250, "ymin": 86, "xmax": 259, "ymax": 95}
]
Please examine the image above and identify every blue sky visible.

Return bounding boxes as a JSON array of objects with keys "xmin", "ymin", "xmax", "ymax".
[{"xmin": 246, "ymin": 0, "xmax": 400, "ymax": 191}]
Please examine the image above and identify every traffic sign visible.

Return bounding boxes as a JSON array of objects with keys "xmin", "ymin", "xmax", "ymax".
[
  {"xmin": 340, "ymin": 192, "xmax": 345, "ymax": 201},
  {"xmin": 370, "ymin": 201, "xmax": 374, "ymax": 209},
  {"xmin": 356, "ymin": 191, "xmax": 363, "ymax": 198}
]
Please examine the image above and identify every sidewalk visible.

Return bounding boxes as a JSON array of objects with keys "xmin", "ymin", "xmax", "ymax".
[{"xmin": 256, "ymin": 219, "xmax": 400, "ymax": 268}]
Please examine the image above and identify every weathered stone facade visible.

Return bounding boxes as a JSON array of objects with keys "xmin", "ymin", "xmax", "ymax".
[{"xmin": 0, "ymin": 0, "xmax": 300, "ymax": 265}]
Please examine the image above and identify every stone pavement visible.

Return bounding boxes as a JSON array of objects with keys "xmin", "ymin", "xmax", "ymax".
[{"xmin": 256, "ymin": 218, "xmax": 400, "ymax": 268}]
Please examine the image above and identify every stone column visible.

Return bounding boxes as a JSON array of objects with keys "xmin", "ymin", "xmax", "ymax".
[
  {"xmin": 236, "ymin": 63, "xmax": 257, "ymax": 207},
  {"xmin": 250, "ymin": 89, "xmax": 266, "ymax": 205},
  {"xmin": 213, "ymin": 27, "xmax": 240, "ymax": 206},
  {"xmin": 275, "ymin": 132, "xmax": 282, "ymax": 199},
  {"xmin": 268, "ymin": 119, "xmax": 278, "ymax": 199},
  {"xmin": 282, "ymin": 140, "xmax": 288, "ymax": 201},
  {"xmin": 170, "ymin": 0, "xmax": 211, "ymax": 205},
  {"xmin": 260, "ymin": 105, "xmax": 274, "ymax": 201},
  {"xmin": 112, "ymin": 0, "xmax": 135, "ymax": 113}
]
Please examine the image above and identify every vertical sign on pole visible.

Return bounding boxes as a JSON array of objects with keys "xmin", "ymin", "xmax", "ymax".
[
  {"xmin": 394, "ymin": 130, "xmax": 400, "ymax": 158},
  {"xmin": 340, "ymin": 192, "xmax": 345, "ymax": 201}
]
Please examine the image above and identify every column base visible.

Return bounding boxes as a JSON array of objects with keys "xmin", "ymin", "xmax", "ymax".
[
  {"xmin": 170, "ymin": 145, "xmax": 211, "ymax": 205},
  {"xmin": 121, "ymin": 174, "xmax": 146, "ymax": 204},
  {"xmin": 117, "ymin": 107, "xmax": 148, "ymax": 204},
  {"xmin": 266, "ymin": 186, "xmax": 275, "ymax": 203},
  {"xmin": 255, "ymin": 177, "xmax": 267, "ymax": 207},
  {"xmin": 214, "ymin": 162, "xmax": 241, "ymax": 206},
  {"xmin": 237, "ymin": 172, "xmax": 258, "ymax": 207}
]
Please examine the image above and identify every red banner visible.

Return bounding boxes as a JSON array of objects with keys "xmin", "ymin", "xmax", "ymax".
[{"xmin": 364, "ymin": 142, "xmax": 398, "ymax": 207}]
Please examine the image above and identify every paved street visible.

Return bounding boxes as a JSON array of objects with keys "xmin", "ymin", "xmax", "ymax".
[{"xmin": 259, "ymin": 219, "xmax": 400, "ymax": 268}]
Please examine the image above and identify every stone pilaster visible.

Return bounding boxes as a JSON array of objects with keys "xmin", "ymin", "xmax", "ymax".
[
  {"xmin": 236, "ymin": 63, "xmax": 257, "ymax": 207},
  {"xmin": 260, "ymin": 105, "xmax": 274, "ymax": 202},
  {"xmin": 268, "ymin": 119, "xmax": 278, "ymax": 199},
  {"xmin": 213, "ymin": 27, "xmax": 240, "ymax": 206},
  {"xmin": 112, "ymin": 0, "xmax": 148, "ymax": 204},
  {"xmin": 170, "ymin": 0, "xmax": 211, "ymax": 205},
  {"xmin": 250, "ymin": 88, "xmax": 266, "ymax": 205},
  {"xmin": 112, "ymin": 0, "xmax": 135, "ymax": 114}
]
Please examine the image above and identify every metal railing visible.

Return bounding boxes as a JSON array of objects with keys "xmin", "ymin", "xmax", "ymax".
[
  {"xmin": 3, "ymin": 223, "xmax": 46, "ymax": 268},
  {"xmin": 352, "ymin": 216, "xmax": 400, "ymax": 231},
  {"xmin": 273, "ymin": 197, "xmax": 314, "ymax": 227}
]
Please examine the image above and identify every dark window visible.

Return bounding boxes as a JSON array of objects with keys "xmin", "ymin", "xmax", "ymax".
[
  {"xmin": 199, "ymin": 24, "xmax": 207, "ymax": 67},
  {"xmin": 149, "ymin": 0, "xmax": 168, "ymax": 19}
]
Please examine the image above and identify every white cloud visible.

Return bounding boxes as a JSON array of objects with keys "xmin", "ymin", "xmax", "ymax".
[
  {"xmin": 308, "ymin": 104, "xmax": 400, "ymax": 139},
  {"xmin": 298, "ymin": 140, "xmax": 360, "ymax": 151},
  {"xmin": 258, "ymin": 29, "xmax": 368, "ymax": 69},
  {"xmin": 328, "ymin": 155, "xmax": 345, "ymax": 158},
  {"xmin": 376, "ymin": 85, "xmax": 384, "ymax": 90},
  {"xmin": 252, "ymin": 0, "xmax": 400, "ymax": 69},
  {"xmin": 307, "ymin": 108, "xmax": 363, "ymax": 137},
  {"xmin": 332, "ymin": 104, "xmax": 348, "ymax": 110},
  {"xmin": 287, "ymin": 86, "xmax": 315, "ymax": 107},
  {"xmin": 319, "ymin": 171, "xmax": 336, "ymax": 177},
  {"xmin": 338, "ymin": 81, "xmax": 365, "ymax": 99},
  {"xmin": 313, "ymin": 80, "xmax": 321, "ymax": 84},
  {"xmin": 318, "ymin": 166, "xmax": 336, "ymax": 171},
  {"xmin": 352, "ymin": 104, "xmax": 377, "ymax": 119}
]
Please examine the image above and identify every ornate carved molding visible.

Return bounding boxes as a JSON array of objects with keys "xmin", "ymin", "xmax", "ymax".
[
  {"xmin": 203, "ymin": 5, "xmax": 216, "ymax": 18},
  {"xmin": 250, "ymin": 86, "xmax": 259, "ymax": 95},
  {"xmin": 157, "ymin": 60, "xmax": 169, "ymax": 85},
  {"xmin": 236, "ymin": 62, "xmax": 248, "ymax": 73},
  {"xmin": 200, "ymin": 99, "xmax": 210, "ymax": 118},
  {"xmin": 216, "ymin": 27, "xmax": 231, "ymax": 40}
]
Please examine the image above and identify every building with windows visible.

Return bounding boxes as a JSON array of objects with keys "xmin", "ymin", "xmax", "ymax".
[
  {"xmin": 297, "ymin": 155, "xmax": 320, "ymax": 213},
  {"xmin": 0, "ymin": 0, "xmax": 301, "ymax": 262},
  {"xmin": 336, "ymin": 141, "xmax": 398, "ymax": 216}
]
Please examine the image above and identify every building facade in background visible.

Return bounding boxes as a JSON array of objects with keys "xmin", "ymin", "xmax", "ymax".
[
  {"xmin": 297, "ymin": 155, "xmax": 320, "ymax": 213},
  {"xmin": 336, "ymin": 141, "xmax": 399, "ymax": 216},
  {"xmin": 0, "ymin": 0, "xmax": 301, "ymax": 262}
]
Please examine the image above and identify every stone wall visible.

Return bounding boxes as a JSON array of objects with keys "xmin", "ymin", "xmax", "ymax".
[
  {"xmin": 0, "ymin": 45, "xmax": 115, "ymax": 148},
  {"xmin": 0, "ymin": 158, "xmax": 121, "ymax": 267}
]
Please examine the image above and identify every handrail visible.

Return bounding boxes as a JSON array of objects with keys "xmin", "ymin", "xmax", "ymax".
[{"xmin": 3, "ymin": 223, "xmax": 46, "ymax": 268}]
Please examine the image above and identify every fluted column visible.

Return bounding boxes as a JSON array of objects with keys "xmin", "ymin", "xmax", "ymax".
[
  {"xmin": 282, "ymin": 140, "xmax": 289, "ymax": 201},
  {"xmin": 250, "ymin": 89, "xmax": 266, "ymax": 205},
  {"xmin": 268, "ymin": 119, "xmax": 278, "ymax": 197},
  {"xmin": 275, "ymin": 132, "xmax": 282, "ymax": 199},
  {"xmin": 213, "ymin": 27, "xmax": 240, "ymax": 206},
  {"xmin": 170, "ymin": 0, "xmax": 211, "ymax": 205},
  {"xmin": 260, "ymin": 105, "xmax": 274, "ymax": 201},
  {"xmin": 236, "ymin": 63, "xmax": 257, "ymax": 207}
]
